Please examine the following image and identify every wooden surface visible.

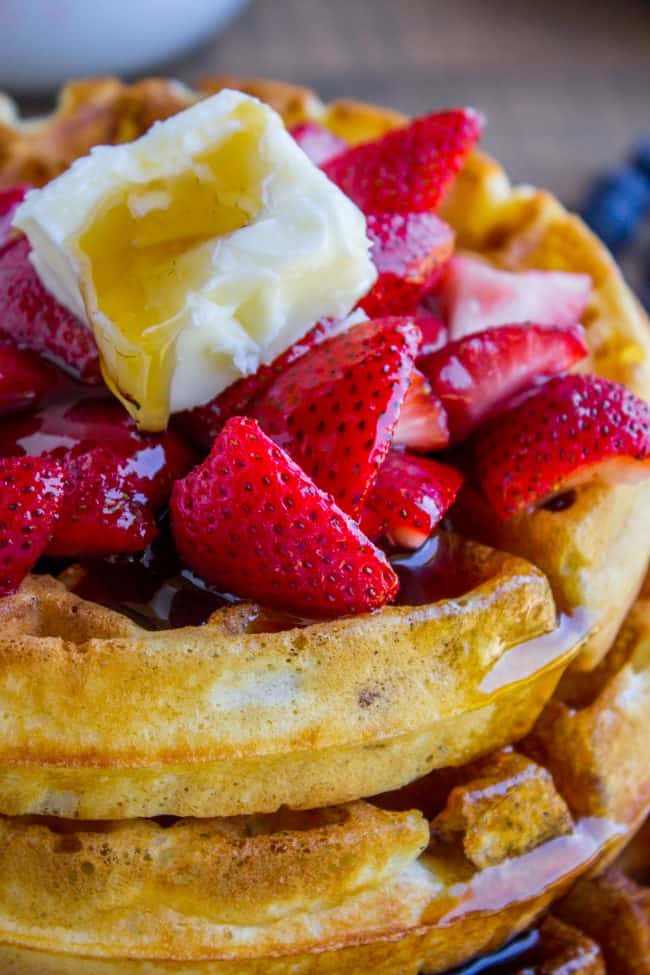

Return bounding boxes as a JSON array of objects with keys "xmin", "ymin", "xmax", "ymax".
[
  {"xmin": 167, "ymin": 0, "xmax": 650, "ymax": 207},
  {"xmin": 14, "ymin": 0, "xmax": 650, "ymax": 207}
]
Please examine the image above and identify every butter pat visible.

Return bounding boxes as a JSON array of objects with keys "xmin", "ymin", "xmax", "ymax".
[{"xmin": 15, "ymin": 90, "xmax": 376, "ymax": 430}]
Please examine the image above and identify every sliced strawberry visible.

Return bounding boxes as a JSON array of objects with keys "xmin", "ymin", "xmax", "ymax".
[
  {"xmin": 419, "ymin": 323, "xmax": 589, "ymax": 443},
  {"xmin": 323, "ymin": 108, "xmax": 484, "ymax": 214},
  {"xmin": 436, "ymin": 255, "xmax": 592, "ymax": 340},
  {"xmin": 393, "ymin": 368, "xmax": 449, "ymax": 452},
  {"xmin": 0, "ymin": 456, "xmax": 64, "ymax": 595},
  {"xmin": 0, "ymin": 236, "xmax": 101, "ymax": 382},
  {"xmin": 360, "ymin": 213, "xmax": 454, "ymax": 317},
  {"xmin": 254, "ymin": 318, "xmax": 420, "ymax": 517},
  {"xmin": 360, "ymin": 452, "xmax": 463, "ymax": 550},
  {"xmin": 0, "ymin": 394, "xmax": 195, "ymax": 510},
  {"xmin": 0, "ymin": 340, "xmax": 66, "ymax": 415},
  {"xmin": 48, "ymin": 447, "xmax": 158, "ymax": 558},
  {"xmin": 475, "ymin": 374, "xmax": 650, "ymax": 519},
  {"xmin": 0, "ymin": 184, "xmax": 30, "ymax": 247},
  {"xmin": 415, "ymin": 313, "xmax": 447, "ymax": 355},
  {"xmin": 171, "ymin": 417, "xmax": 398, "ymax": 616},
  {"xmin": 289, "ymin": 122, "xmax": 347, "ymax": 166},
  {"xmin": 177, "ymin": 317, "xmax": 347, "ymax": 450}
]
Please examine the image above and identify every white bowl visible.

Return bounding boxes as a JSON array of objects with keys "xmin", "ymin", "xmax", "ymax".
[{"xmin": 0, "ymin": 0, "xmax": 249, "ymax": 93}]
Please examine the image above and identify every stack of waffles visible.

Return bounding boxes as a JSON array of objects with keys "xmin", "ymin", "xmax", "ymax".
[{"xmin": 0, "ymin": 77, "xmax": 648, "ymax": 974}]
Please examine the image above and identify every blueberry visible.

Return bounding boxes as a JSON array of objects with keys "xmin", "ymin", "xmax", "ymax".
[
  {"xmin": 580, "ymin": 165, "xmax": 650, "ymax": 252},
  {"xmin": 631, "ymin": 136, "xmax": 650, "ymax": 181}
]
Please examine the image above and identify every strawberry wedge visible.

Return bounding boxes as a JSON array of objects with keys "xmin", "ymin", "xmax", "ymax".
[
  {"xmin": 254, "ymin": 318, "xmax": 420, "ymax": 517},
  {"xmin": 360, "ymin": 451, "xmax": 463, "ymax": 550},
  {"xmin": 47, "ymin": 447, "xmax": 159, "ymax": 558},
  {"xmin": 0, "ymin": 456, "xmax": 65, "ymax": 595},
  {"xmin": 419, "ymin": 323, "xmax": 588, "ymax": 443},
  {"xmin": 436, "ymin": 255, "xmax": 592, "ymax": 340},
  {"xmin": 0, "ymin": 184, "xmax": 30, "ymax": 248},
  {"xmin": 393, "ymin": 369, "xmax": 449, "ymax": 452},
  {"xmin": 171, "ymin": 417, "xmax": 399, "ymax": 616},
  {"xmin": 0, "ymin": 236, "xmax": 101, "ymax": 382},
  {"xmin": 360, "ymin": 212, "xmax": 454, "ymax": 317},
  {"xmin": 476, "ymin": 374, "xmax": 650, "ymax": 519},
  {"xmin": 323, "ymin": 108, "xmax": 484, "ymax": 214},
  {"xmin": 178, "ymin": 318, "xmax": 346, "ymax": 450}
]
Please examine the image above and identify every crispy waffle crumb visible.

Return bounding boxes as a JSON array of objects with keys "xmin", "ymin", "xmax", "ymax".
[{"xmin": 432, "ymin": 751, "xmax": 573, "ymax": 869}]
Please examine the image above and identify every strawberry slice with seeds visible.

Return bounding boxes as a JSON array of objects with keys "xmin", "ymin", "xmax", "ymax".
[
  {"xmin": 48, "ymin": 447, "xmax": 158, "ymax": 557},
  {"xmin": 0, "ymin": 340, "xmax": 66, "ymax": 415},
  {"xmin": 254, "ymin": 318, "xmax": 420, "ymax": 517},
  {"xmin": 436, "ymin": 255, "xmax": 592, "ymax": 340},
  {"xmin": 0, "ymin": 456, "xmax": 64, "ymax": 595},
  {"xmin": 290, "ymin": 122, "xmax": 347, "ymax": 166},
  {"xmin": 419, "ymin": 323, "xmax": 589, "ymax": 443},
  {"xmin": 360, "ymin": 212, "xmax": 454, "ymax": 317},
  {"xmin": 360, "ymin": 451, "xmax": 463, "ymax": 550},
  {"xmin": 177, "ymin": 317, "xmax": 348, "ymax": 450},
  {"xmin": 323, "ymin": 108, "xmax": 484, "ymax": 214},
  {"xmin": 475, "ymin": 374, "xmax": 650, "ymax": 519},
  {"xmin": 393, "ymin": 369, "xmax": 449, "ymax": 452},
  {"xmin": 0, "ymin": 184, "xmax": 30, "ymax": 247},
  {"xmin": 171, "ymin": 417, "xmax": 399, "ymax": 616},
  {"xmin": 0, "ymin": 236, "xmax": 101, "ymax": 382}
]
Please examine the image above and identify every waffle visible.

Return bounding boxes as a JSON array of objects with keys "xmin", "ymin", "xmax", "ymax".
[
  {"xmin": 0, "ymin": 587, "xmax": 647, "ymax": 970},
  {"xmin": 0, "ymin": 76, "xmax": 648, "ymax": 975}
]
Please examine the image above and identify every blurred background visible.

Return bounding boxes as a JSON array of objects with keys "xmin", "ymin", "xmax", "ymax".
[{"xmin": 3, "ymin": 0, "xmax": 649, "ymax": 295}]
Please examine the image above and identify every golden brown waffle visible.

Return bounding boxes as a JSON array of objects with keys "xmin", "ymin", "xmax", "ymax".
[
  {"xmin": 0, "ymin": 76, "xmax": 648, "ymax": 975},
  {"xmin": 0, "ymin": 606, "xmax": 648, "ymax": 975},
  {"xmin": 0, "ymin": 543, "xmax": 583, "ymax": 820},
  {"xmin": 0, "ymin": 579, "xmax": 647, "ymax": 968}
]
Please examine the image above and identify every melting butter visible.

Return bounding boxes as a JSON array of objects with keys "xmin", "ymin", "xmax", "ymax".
[{"xmin": 15, "ymin": 90, "xmax": 376, "ymax": 430}]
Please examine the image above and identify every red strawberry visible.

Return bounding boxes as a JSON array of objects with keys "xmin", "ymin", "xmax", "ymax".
[
  {"xmin": 0, "ymin": 340, "xmax": 66, "ymax": 415},
  {"xmin": 436, "ymin": 255, "xmax": 592, "ymax": 340},
  {"xmin": 0, "ymin": 236, "xmax": 101, "ymax": 382},
  {"xmin": 171, "ymin": 417, "xmax": 399, "ymax": 616},
  {"xmin": 0, "ymin": 456, "xmax": 64, "ymax": 595},
  {"xmin": 322, "ymin": 108, "xmax": 484, "ymax": 214},
  {"xmin": 419, "ymin": 323, "xmax": 588, "ymax": 443},
  {"xmin": 289, "ymin": 122, "xmax": 347, "ymax": 166},
  {"xmin": 360, "ymin": 213, "xmax": 454, "ymax": 317},
  {"xmin": 177, "ymin": 317, "xmax": 347, "ymax": 450},
  {"xmin": 0, "ymin": 184, "xmax": 29, "ymax": 247},
  {"xmin": 393, "ymin": 369, "xmax": 449, "ymax": 452},
  {"xmin": 254, "ymin": 318, "xmax": 420, "ymax": 517},
  {"xmin": 416, "ymin": 313, "xmax": 447, "ymax": 355},
  {"xmin": 360, "ymin": 451, "xmax": 463, "ymax": 550},
  {"xmin": 475, "ymin": 374, "xmax": 650, "ymax": 519},
  {"xmin": 0, "ymin": 393, "xmax": 195, "ymax": 510},
  {"xmin": 48, "ymin": 447, "xmax": 158, "ymax": 557}
]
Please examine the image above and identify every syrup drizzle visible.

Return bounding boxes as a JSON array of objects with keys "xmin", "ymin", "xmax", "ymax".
[
  {"xmin": 391, "ymin": 532, "xmax": 486, "ymax": 605},
  {"xmin": 448, "ymin": 929, "xmax": 540, "ymax": 975},
  {"xmin": 70, "ymin": 526, "xmax": 236, "ymax": 630}
]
